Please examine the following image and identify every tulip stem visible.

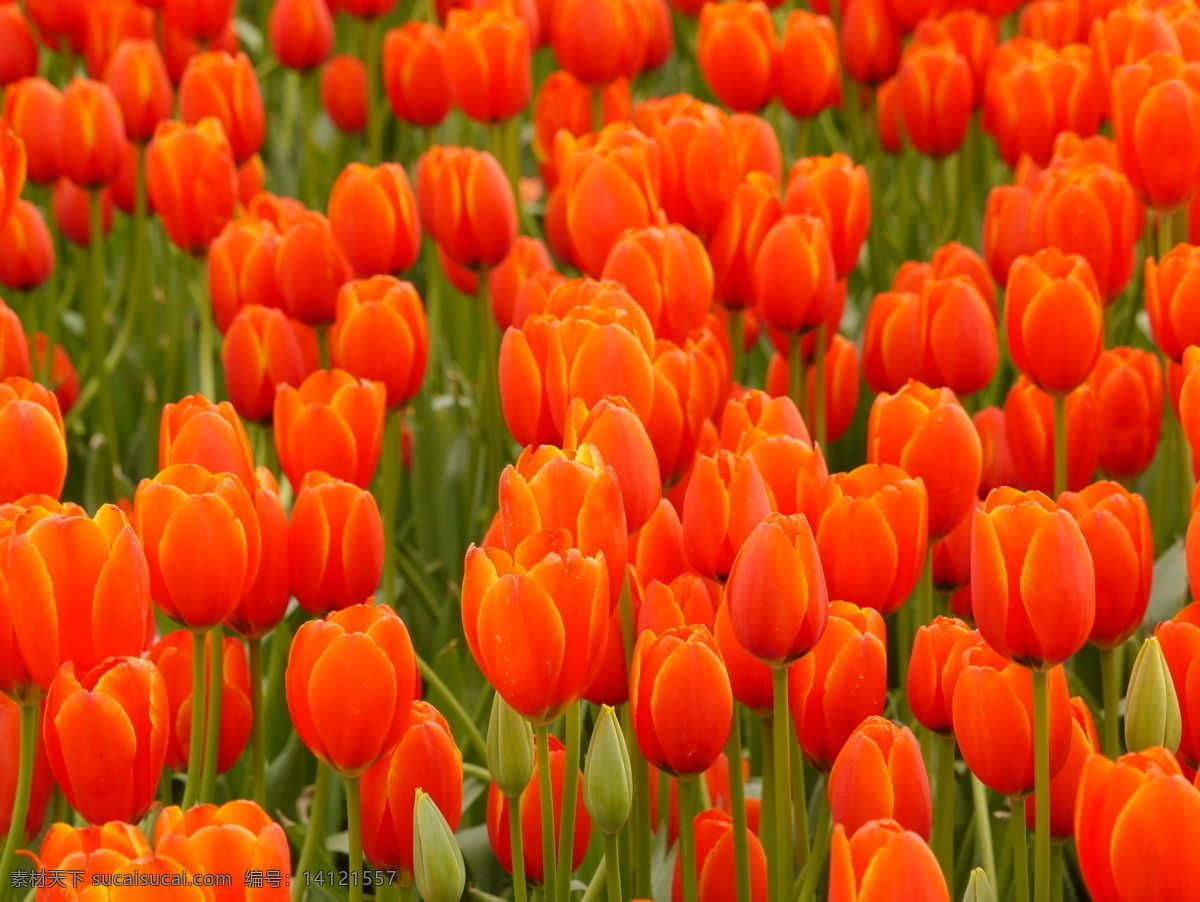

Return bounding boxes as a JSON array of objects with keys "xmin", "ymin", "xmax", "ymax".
[
  {"xmin": 591, "ymin": 87, "xmax": 604, "ymax": 135},
  {"xmin": 1099, "ymin": 645, "xmax": 1123, "ymax": 759},
  {"xmin": 345, "ymin": 776, "xmax": 364, "ymax": 902},
  {"xmin": 760, "ymin": 716, "xmax": 776, "ymax": 893},
  {"xmin": 972, "ymin": 775, "xmax": 996, "ymax": 883},
  {"xmin": 294, "ymin": 763, "xmax": 332, "ymax": 902},
  {"xmin": 0, "ymin": 702, "xmax": 38, "ymax": 898},
  {"xmin": 795, "ymin": 795, "xmax": 830, "ymax": 902},
  {"xmin": 249, "ymin": 636, "xmax": 267, "ymax": 807},
  {"xmin": 381, "ymin": 409, "xmax": 402, "ymax": 609},
  {"xmin": 182, "ymin": 629, "xmax": 209, "ymax": 809},
  {"xmin": 534, "ymin": 726, "xmax": 559, "ymax": 902},
  {"xmin": 194, "ymin": 255, "xmax": 217, "ymax": 401},
  {"xmin": 679, "ymin": 777, "xmax": 700, "ymax": 902},
  {"xmin": 1050, "ymin": 843, "xmax": 1063, "ymax": 902},
  {"xmin": 88, "ymin": 188, "xmax": 120, "ymax": 476},
  {"xmin": 1008, "ymin": 796, "xmax": 1029, "ymax": 902},
  {"xmin": 1032, "ymin": 669, "xmax": 1050, "ymax": 902},
  {"xmin": 934, "ymin": 734, "xmax": 956, "ymax": 887},
  {"xmin": 603, "ymin": 832, "xmax": 621, "ymax": 902},
  {"xmin": 508, "ymin": 791, "xmax": 529, "ymax": 902},
  {"xmin": 813, "ymin": 323, "xmax": 827, "ymax": 449},
  {"xmin": 200, "ymin": 625, "xmax": 225, "ymax": 804},
  {"xmin": 556, "ymin": 703, "xmax": 582, "ymax": 902},
  {"xmin": 770, "ymin": 668, "xmax": 793, "ymax": 902},
  {"xmin": 1052, "ymin": 395, "xmax": 1067, "ymax": 497},
  {"xmin": 788, "ymin": 336, "xmax": 805, "ymax": 427},
  {"xmin": 725, "ymin": 710, "xmax": 752, "ymax": 902},
  {"xmin": 790, "ymin": 733, "xmax": 808, "ymax": 872},
  {"xmin": 365, "ymin": 16, "xmax": 383, "ymax": 166}
]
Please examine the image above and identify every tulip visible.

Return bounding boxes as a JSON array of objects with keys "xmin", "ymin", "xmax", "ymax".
[
  {"xmin": 783, "ymin": 154, "xmax": 870, "ymax": 281},
  {"xmin": 3, "ymin": 78, "xmax": 59, "ymax": 188},
  {"xmin": 269, "ymin": 0, "xmax": 334, "ymax": 71},
  {"xmin": 828, "ymin": 820, "xmax": 948, "ymax": 902},
  {"xmin": 645, "ymin": 335, "xmax": 731, "ymax": 484},
  {"xmin": 222, "ymin": 306, "xmax": 319, "ymax": 423},
  {"xmin": 1089, "ymin": 4, "xmax": 1180, "ymax": 112},
  {"xmin": 462, "ymin": 545, "xmax": 608, "ymax": 725},
  {"xmin": 1004, "ymin": 378, "xmax": 1099, "ymax": 494},
  {"xmin": 178, "ymin": 52, "xmax": 264, "ymax": 164},
  {"xmin": 867, "ymin": 381, "xmax": 981, "ymax": 538},
  {"xmin": 551, "ymin": 0, "xmax": 648, "ymax": 87},
  {"xmin": 829, "ymin": 716, "xmax": 931, "ymax": 840},
  {"xmin": 225, "ymin": 469, "xmax": 290, "ymax": 640},
  {"xmin": 43, "ymin": 656, "xmax": 169, "ymax": 825},
  {"xmin": 328, "ymin": 163, "xmax": 422, "ymax": 278},
  {"xmin": 276, "ymin": 212, "xmax": 356, "ymax": 325},
  {"xmin": 134, "ymin": 463, "xmax": 262, "ymax": 630},
  {"xmin": 1123, "ymin": 637, "xmax": 1182, "ymax": 754},
  {"xmin": 146, "ymin": 118, "xmax": 239, "ymax": 256},
  {"xmin": 708, "ymin": 173, "xmax": 782, "ymax": 311},
  {"xmin": 417, "ymin": 145, "xmax": 517, "ymax": 270},
  {"xmin": 583, "ymin": 705, "xmax": 633, "ymax": 836},
  {"xmin": 814, "ymin": 464, "xmax": 928, "ymax": 617},
  {"xmin": 696, "ymin": 1, "xmax": 779, "ymax": 113},
  {"xmin": 532, "ymin": 72, "xmax": 630, "ymax": 186},
  {"xmin": 862, "ymin": 291, "xmax": 922, "ymax": 394},
  {"xmin": 158, "ymin": 394, "xmax": 256, "ymax": 493},
  {"xmin": 489, "ymin": 237, "xmax": 556, "ymax": 329},
  {"xmin": 841, "ymin": 0, "xmax": 901, "ymax": 86},
  {"xmin": 908, "ymin": 617, "xmax": 983, "ymax": 735},
  {"xmin": 719, "ymin": 390, "xmax": 809, "ymax": 450},
  {"xmin": 1075, "ymin": 748, "xmax": 1200, "ymax": 902},
  {"xmin": 0, "ymin": 6, "xmax": 36, "ymax": 88},
  {"xmin": 753, "ymin": 213, "xmax": 837, "ymax": 338},
  {"xmin": 1146, "ymin": 243, "xmax": 1200, "ymax": 362},
  {"xmin": 59, "ymin": 79, "xmax": 125, "ymax": 188},
  {"xmin": 104, "ymin": 40, "xmax": 174, "ymax": 143},
  {"xmin": 896, "ymin": 241, "xmax": 997, "ymax": 315},
  {"xmin": 52, "ymin": 177, "xmax": 114, "ymax": 246},
  {"xmin": 0, "ymin": 300, "xmax": 28, "ymax": 381},
  {"xmin": 952, "ymin": 640, "xmax": 1073, "ymax": 798},
  {"xmin": 671, "ymin": 807, "xmax": 768, "ymax": 902},
  {"xmin": 1155, "ymin": 604, "xmax": 1200, "ymax": 768},
  {"xmin": 321, "ymin": 54, "xmax": 368, "ymax": 133},
  {"xmin": 0, "ymin": 378, "xmax": 66, "ymax": 504},
  {"xmin": 208, "ymin": 219, "xmax": 283, "ymax": 332},
  {"xmin": 778, "ymin": 10, "xmax": 840, "ymax": 120},
  {"xmin": 1087, "ymin": 347, "xmax": 1162, "ymax": 478},
  {"xmin": 917, "ymin": 276, "xmax": 999, "ymax": 397},
  {"xmin": 0, "ymin": 199, "xmax": 54, "ymax": 292},
  {"xmin": 681, "ymin": 450, "xmax": 774, "ymax": 580},
  {"xmin": 983, "ymin": 185, "xmax": 1034, "ymax": 287},
  {"xmin": 165, "ymin": 0, "xmax": 234, "ymax": 42},
  {"xmin": 444, "ymin": 8, "xmax": 531, "ymax": 123},
  {"xmin": 898, "ymin": 44, "xmax": 973, "ymax": 157},
  {"xmin": 0, "ymin": 696, "xmax": 51, "ymax": 843},
  {"xmin": 31, "ymin": 334, "xmax": 79, "ymax": 416}
]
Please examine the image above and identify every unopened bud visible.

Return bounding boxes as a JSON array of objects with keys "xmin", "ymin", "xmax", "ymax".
[
  {"xmin": 962, "ymin": 868, "xmax": 996, "ymax": 902},
  {"xmin": 487, "ymin": 691, "xmax": 534, "ymax": 798},
  {"xmin": 1125, "ymin": 636, "xmax": 1182, "ymax": 754},
  {"xmin": 583, "ymin": 705, "xmax": 632, "ymax": 834},
  {"xmin": 412, "ymin": 791, "xmax": 466, "ymax": 902}
]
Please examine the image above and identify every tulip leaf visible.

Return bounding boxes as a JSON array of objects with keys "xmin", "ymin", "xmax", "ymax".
[{"xmin": 1145, "ymin": 537, "xmax": 1188, "ymax": 631}]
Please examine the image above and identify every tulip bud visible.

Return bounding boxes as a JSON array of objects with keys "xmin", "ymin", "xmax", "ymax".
[
  {"xmin": 486, "ymin": 692, "xmax": 534, "ymax": 798},
  {"xmin": 413, "ymin": 790, "xmax": 466, "ymax": 902},
  {"xmin": 583, "ymin": 705, "xmax": 632, "ymax": 835},
  {"xmin": 962, "ymin": 868, "xmax": 997, "ymax": 902},
  {"xmin": 1125, "ymin": 636, "xmax": 1183, "ymax": 754}
]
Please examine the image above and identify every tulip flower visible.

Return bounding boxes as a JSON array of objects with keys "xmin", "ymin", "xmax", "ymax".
[
  {"xmin": 908, "ymin": 617, "xmax": 983, "ymax": 735},
  {"xmin": 276, "ymin": 211, "xmax": 355, "ymax": 325},
  {"xmin": 681, "ymin": 450, "xmax": 774, "ymax": 580},
  {"xmin": 783, "ymin": 155, "xmax": 870, "ymax": 284},
  {"xmin": 221, "ymin": 306, "xmax": 319, "ymax": 423},
  {"xmin": 489, "ymin": 237, "xmax": 556, "ymax": 329},
  {"xmin": 916, "ymin": 276, "xmax": 999, "ymax": 397},
  {"xmin": 898, "ymin": 44, "xmax": 973, "ymax": 157},
  {"xmin": 462, "ymin": 545, "xmax": 608, "ymax": 725},
  {"xmin": 328, "ymin": 163, "xmax": 422, "ymax": 278},
  {"xmin": 43, "ymin": 656, "xmax": 169, "ymax": 825},
  {"xmin": 287, "ymin": 603, "xmax": 417, "ymax": 776},
  {"xmin": 708, "ymin": 173, "xmax": 782, "ymax": 311},
  {"xmin": 983, "ymin": 185, "xmax": 1034, "ymax": 287},
  {"xmin": 719, "ymin": 390, "xmax": 808, "ymax": 450},
  {"xmin": 828, "ymin": 820, "xmax": 949, "ymax": 902},
  {"xmin": 841, "ymin": 0, "xmax": 901, "ymax": 86},
  {"xmin": 146, "ymin": 118, "xmax": 239, "ymax": 256},
  {"xmin": 3, "ymin": 79, "xmax": 58, "ymax": 189},
  {"xmin": 487, "ymin": 733, "xmax": 591, "ymax": 884},
  {"xmin": 779, "ymin": 10, "xmax": 840, "ymax": 119},
  {"xmin": 444, "ymin": 7, "xmax": 531, "ymax": 123},
  {"xmin": 895, "ymin": 242, "xmax": 998, "ymax": 315},
  {"xmin": 321, "ymin": 54, "xmax": 368, "ymax": 133},
  {"xmin": 178, "ymin": 52, "xmax": 264, "ymax": 164},
  {"xmin": 532, "ymin": 72, "xmax": 630, "ymax": 187},
  {"xmin": 0, "ymin": 6, "xmax": 36, "ymax": 88},
  {"xmin": 1004, "ymin": 378, "xmax": 1099, "ymax": 494},
  {"xmin": 360, "ymin": 700, "xmax": 463, "ymax": 874},
  {"xmin": 104, "ymin": 40, "xmax": 174, "ymax": 142},
  {"xmin": 645, "ymin": 337, "xmax": 727, "ymax": 484},
  {"xmin": 225, "ymin": 469, "xmax": 289, "ymax": 640},
  {"xmin": 52, "ymin": 177, "xmax": 115, "ymax": 246},
  {"xmin": 158, "ymin": 394, "xmax": 256, "ymax": 493},
  {"xmin": 630, "ymin": 624, "xmax": 732, "ymax": 775},
  {"xmin": 0, "ymin": 200, "xmax": 53, "ymax": 292},
  {"xmin": 814, "ymin": 464, "xmax": 928, "ymax": 617},
  {"xmin": 383, "ymin": 23, "xmax": 452, "ymax": 128},
  {"xmin": 1146, "ymin": 243, "xmax": 1200, "ymax": 362},
  {"xmin": 417, "ymin": 145, "xmax": 517, "ymax": 270},
  {"xmin": 0, "ymin": 696, "xmax": 52, "ymax": 843},
  {"xmin": 828, "ymin": 716, "xmax": 931, "ymax": 840},
  {"xmin": 671, "ymin": 807, "xmax": 768, "ymax": 902},
  {"xmin": 753, "ymin": 213, "xmax": 837, "ymax": 339},
  {"xmin": 0, "ymin": 377, "xmax": 67, "ymax": 504},
  {"xmin": 551, "ymin": 0, "xmax": 648, "ymax": 87},
  {"xmin": 59, "ymin": 78, "xmax": 125, "ymax": 188},
  {"xmin": 862, "ymin": 290, "xmax": 926, "ymax": 395},
  {"xmin": 329, "ymin": 277, "xmax": 429, "ymax": 409},
  {"xmin": 1154, "ymin": 604, "xmax": 1200, "ymax": 768},
  {"xmin": 788, "ymin": 600, "xmax": 887, "ymax": 772},
  {"xmin": 165, "ymin": 0, "xmax": 234, "ymax": 42},
  {"xmin": 154, "ymin": 799, "xmax": 292, "ymax": 894},
  {"xmin": 207, "ymin": 219, "xmax": 283, "ymax": 332},
  {"xmin": 696, "ymin": 1, "xmax": 779, "ymax": 113},
  {"xmin": 0, "ymin": 299, "xmax": 28, "ymax": 380},
  {"xmin": 269, "ymin": 0, "xmax": 334, "ymax": 71},
  {"xmin": 1087, "ymin": 347, "xmax": 1162, "ymax": 478}
]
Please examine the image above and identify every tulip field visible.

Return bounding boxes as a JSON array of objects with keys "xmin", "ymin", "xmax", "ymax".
[{"xmin": 5, "ymin": 0, "xmax": 1200, "ymax": 900}]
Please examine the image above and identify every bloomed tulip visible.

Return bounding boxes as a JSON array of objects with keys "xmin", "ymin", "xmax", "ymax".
[
  {"xmin": 328, "ymin": 163, "xmax": 422, "ymax": 277},
  {"xmin": 708, "ymin": 173, "xmax": 782, "ymax": 311},
  {"xmin": 3, "ymin": 78, "xmax": 59, "ymax": 188},
  {"xmin": 489, "ymin": 237, "xmax": 556, "ymax": 329},
  {"xmin": 321, "ymin": 54, "xmax": 368, "ymax": 133},
  {"xmin": 1146, "ymin": 243, "xmax": 1200, "ymax": 362},
  {"xmin": 779, "ymin": 10, "xmax": 840, "ymax": 119},
  {"xmin": 146, "ymin": 118, "xmax": 239, "ymax": 256},
  {"xmin": 841, "ymin": 0, "xmax": 901, "ymax": 86},
  {"xmin": 829, "ymin": 716, "xmax": 931, "ymax": 840},
  {"xmin": 0, "ymin": 200, "xmax": 53, "ymax": 292},
  {"xmin": 269, "ymin": 0, "xmax": 334, "ymax": 71},
  {"xmin": 1004, "ymin": 378, "xmax": 1099, "ymax": 494},
  {"xmin": 753, "ymin": 213, "xmax": 837, "ymax": 337},
  {"xmin": 828, "ymin": 820, "xmax": 949, "ymax": 902},
  {"xmin": 158, "ymin": 394, "xmax": 256, "ymax": 493},
  {"xmin": 1023, "ymin": 696, "xmax": 1099, "ymax": 839},
  {"xmin": 1088, "ymin": 347, "xmax": 1162, "ymax": 479},
  {"xmin": 681, "ymin": 450, "xmax": 774, "ymax": 580},
  {"xmin": 329, "ymin": 277, "xmax": 428, "ymax": 409},
  {"xmin": 208, "ymin": 219, "xmax": 283, "ymax": 331},
  {"xmin": 895, "ymin": 242, "xmax": 997, "ymax": 315},
  {"xmin": 178, "ymin": 51, "xmax": 264, "ymax": 164},
  {"xmin": 0, "ymin": 377, "xmax": 66, "ymax": 504},
  {"xmin": 417, "ymin": 145, "xmax": 517, "ymax": 271},
  {"xmin": 916, "ymin": 276, "xmax": 999, "ymax": 397},
  {"xmin": 444, "ymin": 8, "xmax": 531, "ymax": 123},
  {"xmin": 0, "ymin": 6, "xmax": 36, "ymax": 88},
  {"xmin": 908, "ymin": 617, "xmax": 983, "ymax": 735},
  {"xmin": 898, "ymin": 44, "xmax": 973, "ymax": 157},
  {"xmin": 551, "ymin": 0, "xmax": 647, "ymax": 87},
  {"xmin": 1154, "ymin": 604, "xmax": 1200, "ymax": 768},
  {"xmin": 104, "ymin": 40, "xmax": 174, "ymax": 142},
  {"xmin": 225, "ymin": 469, "xmax": 289, "ymax": 640},
  {"xmin": 983, "ymin": 185, "xmax": 1033, "ymax": 287},
  {"xmin": 222, "ymin": 306, "xmax": 319, "ymax": 423},
  {"xmin": 276, "ymin": 212, "xmax": 355, "ymax": 324},
  {"xmin": 862, "ymin": 291, "xmax": 922, "ymax": 394},
  {"xmin": 783, "ymin": 154, "xmax": 870, "ymax": 281},
  {"xmin": 672, "ymin": 808, "xmax": 768, "ymax": 902},
  {"xmin": 697, "ymin": 1, "xmax": 779, "ymax": 113},
  {"xmin": 532, "ymin": 72, "xmax": 631, "ymax": 186},
  {"xmin": 60, "ymin": 78, "xmax": 125, "ymax": 188}
]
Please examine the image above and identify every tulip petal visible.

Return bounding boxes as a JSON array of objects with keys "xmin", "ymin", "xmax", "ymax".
[{"xmin": 307, "ymin": 632, "xmax": 398, "ymax": 775}]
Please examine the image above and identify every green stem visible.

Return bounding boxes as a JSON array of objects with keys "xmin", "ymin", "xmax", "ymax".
[
  {"xmin": 771, "ymin": 668, "xmax": 793, "ymax": 902},
  {"xmin": 760, "ymin": 716, "xmax": 776, "ymax": 898},
  {"xmin": 603, "ymin": 833, "xmax": 621, "ymax": 902},
  {"xmin": 679, "ymin": 778, "xmax": 700, "ymax": 902},
  {"xmin": 790, "ymin": 731, "xmax": 808, "ymax": 874},
  {"xmin": 346, "ymin": 777, "xmax": 363, "ymax": 902},
  {"xmin": 918, "ymin": 552, "xmax": 934, "ymax": 769},
  {"xmin": 196, "ymin": 256, "xmax": 216, "ymax": 400},
  {"xmin": 934, "ymin": 735, "xmax": 956, "ymax": 887},
  {"xmin": 293, "ymin": 764, "xmax": 332, "ymax": 902},
  {"xmin": 381, "ymin": 410, "xmax": 402, "ymax": 608},
  {"xmin": 182, "ymin": 629, "xmax": 208, "ymax": 809},
  {"xmin": 249, "ymin": 637, "xmax": 267, "ymax": 807},
  {"xmin": 509, "ymin": 791, "xmax": 529, "ymax": 902},
  {"xmin": 302, "ymin": 71, "xmax": 319, "ymax": 205},
  {"xmin": 1032, "ymin": 670, "xmax": 1050, "ymax": 902},
  {"xmin": 199, "ymin": 624, "xmax": 225, "ymax": 803},
  {"xmin": 416, "ymin": 654, "xmax": 487, "ymax": 762},
  {"xmin": 630, "ymin": 720, "xmax": 652, "ymax": 899},
  {"xmin": 796, "ymin": 795, "xmax": 831, "ymax": 902},
  {"xmin": 725, "ymin": 710, "xmax": 751, "ymax": 902},
  {"xmin": 972, "ymin": 776, "xmax": 996, "ymax": 883},
  {"xmin": 1050, "ymin": 844, "xmax": 1063, "ymax": 902},
  {"xmin": 729, "ymin": 308, "xmax": 745, "ymax": 389},
  {"xmin": 1009, "ymin": 796, "xmax": 1029, "ymax": 902},
  {"xmin": 896, "ymin": 602, "xmax": 913, "ymax": 724},
  {"xmin": 365, "ymin": 16, "xmax": 383, "ymax": 165},
  {"xmin": 1157, "ymin": 209, "xmax": 1175, "ymax": 262},
  {"xmin": 0, "ymin": 703, "xmax": 38, "ymax": 896},
  {"xmin": 1099, "ymin": 645, "xmax": 1123, "ymax": 759},
  {"xmin": 555, "ymin": 703, "xmax": 582, "ymax": 902},
  {"xmin": 88, "ymin": 189, "xmax": 120, "ymax": 470},
  {"xmin": 1052, "ymin": 394, "xmax": 1067, "ymax": 497},
  {"xmin": 813, "ymin": 323, "xmax": 827, "ymax": 450},
  {"xmin": 535, "ymin": 725, "xmax": 559, "ymax": 902},
  {"xmin": 788, "ymin": 335, "xmax": 805, "ymax": 425}
]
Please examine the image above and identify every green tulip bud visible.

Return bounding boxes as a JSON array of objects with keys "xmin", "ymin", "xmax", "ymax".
[
  {"xmin": 487, "ymin": 692, "xmax": 534, "ymax": 798},
  {"xmin": 412, "ymin": 790, "xmax": 466, "ymax": 902},
  {"xmin": 583, "ymin": 705, "xmax": 633, "ymax": 834},
  {"xmin": 962, "ymin": 868, "xmax": 996, "ymax": 902},
  {"xmin": 1125, "ymin": 636, "xmax": 1182, "ymax": 754}
]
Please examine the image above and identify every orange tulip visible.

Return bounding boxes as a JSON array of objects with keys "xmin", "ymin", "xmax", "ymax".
[
  {"xmin": 789, "ymin": 600, "xmax": 887, "ymax": 772},
  {"xmin": 146, "ymin": 629, "xmax": 252, "ymax": 774},
  {"xmin": 867, "ymin": 381, "xmax": 981, "ymax": 538},
  {"xmin": 600, "ymin": 223, "xmax": 713, "ymax": 344},
  {"xmin": 1153, "ymin": 604, "xmax": 1200, "ymax": 768},
  {"xmin": 1004, "ymin": 377, "xmax": 1099, "ymax": 494},
  {"xmin": 645, "ymin": 337, "xmax": 725, "ymax": 484},
  {"xmin": 893, "ymin": 241, "xmax": 997, "ymax": 317},
  {"xmin": 158, "ymin": 394, "xmax": 256, "ymax": 494},
  {"xmin": 43, "ymin": 655, "xmax": 169, "ymax": 824},
  {"xmin": 551, "ymin": 0, "xmax": 647, "ymax": 87},
  {"xmin": 725, "ymin": 513, "xmax": 828, "ymax": 667},
  {"xmin": 0, "ymin": 299, "xmax": 28, "ymax": 381},
  {"xmin": 328, "ymin": 277, "xmax": 428, "ymax": 409},
  {"xmin": 908, "ymin": 616, "xmax": 982, "ymax": 735},
  {"xmin": 165, "ymin": 0, "xmax": 234, "ymax": 42},
  {"xmin": 222, "ymin": 306, "xmax": 318, "ymax": 423},
  {"xmin": 178, "ymin": 51, "xmax": 264, "ymax": 164},
  {"xmin": 444, "ymin": 8, "xmax": 531, "ymax": 123},
  {"xmin": 729, "ymin": 112, "xmax": 782, "ymax": 182},
  {"xmin": 0, "ymin": 377, "xmax": 66, "ymax": 504},
  {"xmin": 531, "ymin": 72, "xmax": 631, "ymax": 186},
  {"xmin": 814, "ymin": 464, "xmax": 928, "ymax": 617},
  {"xmin": 768, "ymin": 332, "xmax": 865, "ymax": 443},
  {"xmin": 161, "ymin": 15, "xmax": 240, "ymax": 84},
  {"xmin": 862, "ymin": 291, "xmax": 922, "ymax": 394},
  {"xmin": 417, "ymin": 145, "xmax": 517, "ymax": 270},
  {"xmin": 0, "ymin": 199, "xmax": 54, "ymax": 292},
  {"xmin": 1089, "ymin": 4, "xmax": 1180, "ymax": 112},
  {"xmin": 916, "ymin": 11, "xmax": 996, "ymax": 99},
  {"xmin": 104, "ymin": 40, "xmax": 173, "ymax": 142},
  {"xmin": 697, "ymin": 1, "xmax": 779, "ymax": 113},
  {"xmin": 269, "ymin": 0, "xmax": 334, "ymax": 72},
  {"xmin": 631, "ymin": 624, "xmax": 732, "ymax": 775},
  {"xmin": 134, "ymin": 463, "xmax": 262, "ymax": 630},
  {"xmin": 327, "ymin": 163, "xmax": 421, "ymax": 278},
  {"xmin": 0, "ymin": 696, "xmax": 52, "ymax": 843},
  {"xmin": 490, "ymin": 236, "xmax": 556, "ymax": 329},
  {"xmin": 1022, "ymin": 696, "xmax": 1098, "ymax": 839},
  {"xmin": 1146, "ymin": 243, "xmax": 1200, "ymax": 362},
  {"xmin": 719, "ymin": 389, "xmax": 809, "ymax": 450},
  {"xmin": 146, "ymin": 117, "xmax": 239, "ymax": 256},
  {"xmin": 383, "ymin": 22, "xmax": 451, "ymax": 127},
  {"xmin": 783, "ymin": 154, "xmax": 870, "ymax": 281},
  {"xmin": 208, "ymin": 219, "xmax": 283, "ymax": 333},
  {"xmin": 829, "ymin": 716, "xmax": 931, "ymax": 840},
  {"xmin": 60, "ymin": 78, "xmax": 125, "ymax": 188},
  {"xmin": 6, "ymin": 504, "xmax": 152, "ymax": 692},
  {"xmin": 0, "ymin": 5, "xmax": 36, "ymax": 88},
  {"xmin": 1075, "ymin": 748, "xmax": 1200, "ymax": 902},
  {"xmin": 708, "ymin": 172, "xmax": 782, "ymax": 311},
  {"xmin": 1087, "ymin": 347, "xmax": 1161, "ymax": 479},
  {"xmin": 487, "ymin": 733, "xmax": 592, "ymax": 884},
  {"xmin": 753, "ymin": 213, "xmax": 837, "ymax": 337},
  {"xmin": 276, "ymin": 212, "xmax": 355, "ymax": 325},
  {"xmin": 225, "ymin": 469, "xmax": 289, "ymax": 640},
  {"xmin": 52, "ymin": 177, "xmax": 113, "ymax": 246},
  {"xmin": 779, "ymin": 10, "xmax": 840, "ymax": 119},
  {"xmin": 828, "ymin": 820, "xmax": 948, "ymax": 902},
  {"xmin": 672, "ymin": 807, "xmax": 768, "ymax": 902},
  {"xmin": 82, "ymin": 0, "xmax": 154, "ymax": 81},
  {"xmin": 914, "ymin": 277, "xmax": 999, "ymax": 398},
  {"xmin": 321, "ymin": 54, "xmax": 368, "ymax": 133},
  {"xmin": 983, "ymin": 184, "xmax": 1033, "ymax": 287},
  {"xmin": 287, "ymin": 603, "xmax": 416, "ymax": 776},
  {"xmin": 681, "ymin": 450, "xmax": 774, "ymax": 580},
  {"xmin": 3, "ymin": 78, "xmax": 59, "ymax": 188},
  {"xmin": 361, "ymin": 700, "xmax": 463, "ymax": 874},
  {"xmin": 898, "ymin": 44, "xmax": 973, "ymax": 157},
  {"xmin": 841, "ymin": 0, "xmax": 901, "ymax": 86}
]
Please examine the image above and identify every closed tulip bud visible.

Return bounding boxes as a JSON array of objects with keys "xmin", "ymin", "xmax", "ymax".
[
  {"xmin": 709, "ymin": 172, "xmax": 782, "ymax": 311},
  {"xmin": 815, "ymin": 464, "xmax": 928, "ymax": 617},
  {"xmin": 962, "ymin": 868, "xmax": 996, "ymax": 902},
  {"xmin": 0, "ymin": 6, "xmax": 36, "ymax": 88},
  {"xmin": 551, "ymin": 0, "xmax": 648, "ymax": 87},
  {"xmin": 0, "ymin": 696, "xmax": 52, "ymax": 843},
  {"xmin": 584, "ymin": 704, "xmax": 632, "ymax": 834},
  {"xmin": 444, "ymin": 8, "xmax": 531, "ymax": 123},
  {"xmin": 697, "ymin": 1, "xmax": 779, "ymax": 113},
  {"xmin": 982, "ymin": 185, "xmax": 1033, "ymax": 287},
  {"xmin": 842, "ymin": 0, "xmax": 901, "ymax": 85},
  {"xmin": 908, "ymin": 617, "xmax": 982, "ymax": 735},
  {"xmin": 269, "ymin": 0, "xmax": 334, "ymax": 71},
  {"xmin": 3, "ymin": 78, "xmax": 59, "ymax": 188},
  {"xmin": 0, "ymin": 377, "xmax": 67, "ymax": 504},
  {"xmin": 321, "ymin": 54, "xmax": 368, "ymax": 133},
  {"xmin": 146, "ymin": 117, "xmax": 239, "ymax": 256},
  {"xmin": 60, "ymin": 79, "xmax": 125, "ymax": 188},
  {"xmin": 1004, "ymin": 378, "xmax": 1099, "ymax": 494},
  {"xmin": 789, "ymin": 601, "xmax": 887, "ymax": 771},
  {"xmin": 159, "ymin": 394, "xmax": 256, "ymax": 493},
  {"xmin": 225, "ymin": 469, "xmax": 289, "ymax": 639},
  {"xmin": 104, "ymin": 40, "xmax": 173, "ymax": 142},
  {"xmin": 178, "ymin": 52, "xmax": 264, "ymax": 163},
  {"xmin": 951, "ymin": 643, "xmax": 1072, "ymax": 796},
  {"xmin": 898, "ymin": 44, "xmax": 973, "ymax": 157},
  {"xmin": 382, "ymin": 23, "xmax": 451, "ymax": 128},
  {"xmin": 783, "ymin": 154, "xmax": 870, "ymax": 280},
  {"xmin": 1146, "ymin": 243, "xmax": 1200, "ymax": 362},
  {"xmin": 0, "ymin": 199, "xmax": 54, "ymax": 292},
  {"xmin": 778, "ymin": 10, "xmax": 840, "ymax": 120},
  {"xmin": 417, "ymin": 145, "xmax": 517, "ymax": 270},
  {"xmin": 44, "ymin": 656, "xmax": 169, "ymax": 825},
  {"xmin": 328, "ymin": 163, "xmax": 422, "ymax": 278},
  {"xmin": 754, "ymin": 213, "xmax": 837, "ymax": 337},
  {"xmin": 829, "ymin": 717, "xmax": 931, "ymax": 840},
  {"xmin": 1125, "ymin": 637, "xmax": 1183, "ymax": 753},
  {"xmin": 487, "ymin": 692, "xmax": 535, "ymax": 798},
  {"xmin": 222, "ymin": 306, "xmax": 319, "ymax": 423},
  {"xmin": 862, "ymin": 291, "xmax": 922, "ymax": 394},
  {"xmin": 916, "ymin": 276, "xmax": 998, "ymax": 395},
  {"xmin": 277, "ymin": 212, "xmax": 355, "ymax": 325}
]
